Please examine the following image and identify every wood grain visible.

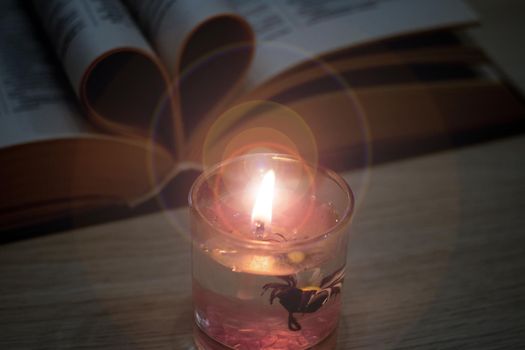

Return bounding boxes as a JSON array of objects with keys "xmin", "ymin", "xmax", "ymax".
[{"xmin": 1, "ymin": 135, "xmax": 524, "ymax": 349}]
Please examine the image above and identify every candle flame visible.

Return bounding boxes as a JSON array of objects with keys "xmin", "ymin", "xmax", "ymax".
[{"xmin": 251, "ymin": 170, "xmax": 275, "ymax": 232}]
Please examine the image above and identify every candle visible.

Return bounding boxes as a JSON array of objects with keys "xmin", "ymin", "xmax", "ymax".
[{"xmin": 190, "ymin": 153, "xmax": 354, "ymax": 349}]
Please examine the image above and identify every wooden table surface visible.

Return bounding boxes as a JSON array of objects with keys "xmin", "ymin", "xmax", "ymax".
[{"xmin": 1, "ymin": 134, "xmax": 524, "ymax": 349}]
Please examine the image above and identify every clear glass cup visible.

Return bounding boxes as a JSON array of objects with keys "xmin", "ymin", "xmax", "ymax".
[{"xmin": 189, "ymin": 153, "xmax": 354, "ymax": 349}]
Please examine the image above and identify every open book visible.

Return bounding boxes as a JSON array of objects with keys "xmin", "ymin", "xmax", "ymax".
[{"xmin": 1, "ymin": 0, "xmax": 523, "ymax": 230}]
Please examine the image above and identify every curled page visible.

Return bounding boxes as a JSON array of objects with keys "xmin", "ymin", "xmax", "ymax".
[
  {"xmin": 124, "ymin": 0, "xmax": 255, "ymax": 136},
  {"xmin": 32, "ymin": 0, "xmax": 174, "ymax": 147},
  {"xmin": 124, "ymin": 0, "xmax": 253, "ymax": 75},
  {"xmin": 0, "ymin": 0, "xmax": 175, "ymax": 216}
]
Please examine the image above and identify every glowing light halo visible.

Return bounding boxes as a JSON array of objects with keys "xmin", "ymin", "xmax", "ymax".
[
  {"xmin": 146, "ymin": 39, "xmax": 373, "ymax": 236},
  {"xmin": 70, "ymin": 38, "xmax": 464, "ymax": 348},
  {"xmin": 207, "ymin": 153, "xmax": 318, "ymax": 239}
]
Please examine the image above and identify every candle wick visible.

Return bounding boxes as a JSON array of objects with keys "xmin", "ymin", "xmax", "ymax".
[{"xmin": 253, "ymin": 220, "xmax": 265, "ymax": 239}]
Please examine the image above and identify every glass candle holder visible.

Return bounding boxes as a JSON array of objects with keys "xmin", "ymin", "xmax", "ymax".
[{"xmin": 189, "ymin": 153, "xmax": 354, "ymax": 349}]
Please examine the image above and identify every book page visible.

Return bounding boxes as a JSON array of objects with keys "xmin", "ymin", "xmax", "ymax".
[
  {"xmin": 231, "ymin": 0, "xmax": 478, "ymax": 88},
  {"xmin": 32, "ymin": 0, "xmax": 175, "ymax": 148},
  {"xmin": 124, "ymin": 0, "xmax": 255, "ymax": 138},
  {"xmin": 0, "ymin": 0, "xmax": 94, "ymax": 149},
  {"xmin": 32, "ymin": 0, "xmax": 155, "ymax": 95},
  {"xmin": 125, "ymin": 0, "xmax": 250, "ymax": 74}
]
